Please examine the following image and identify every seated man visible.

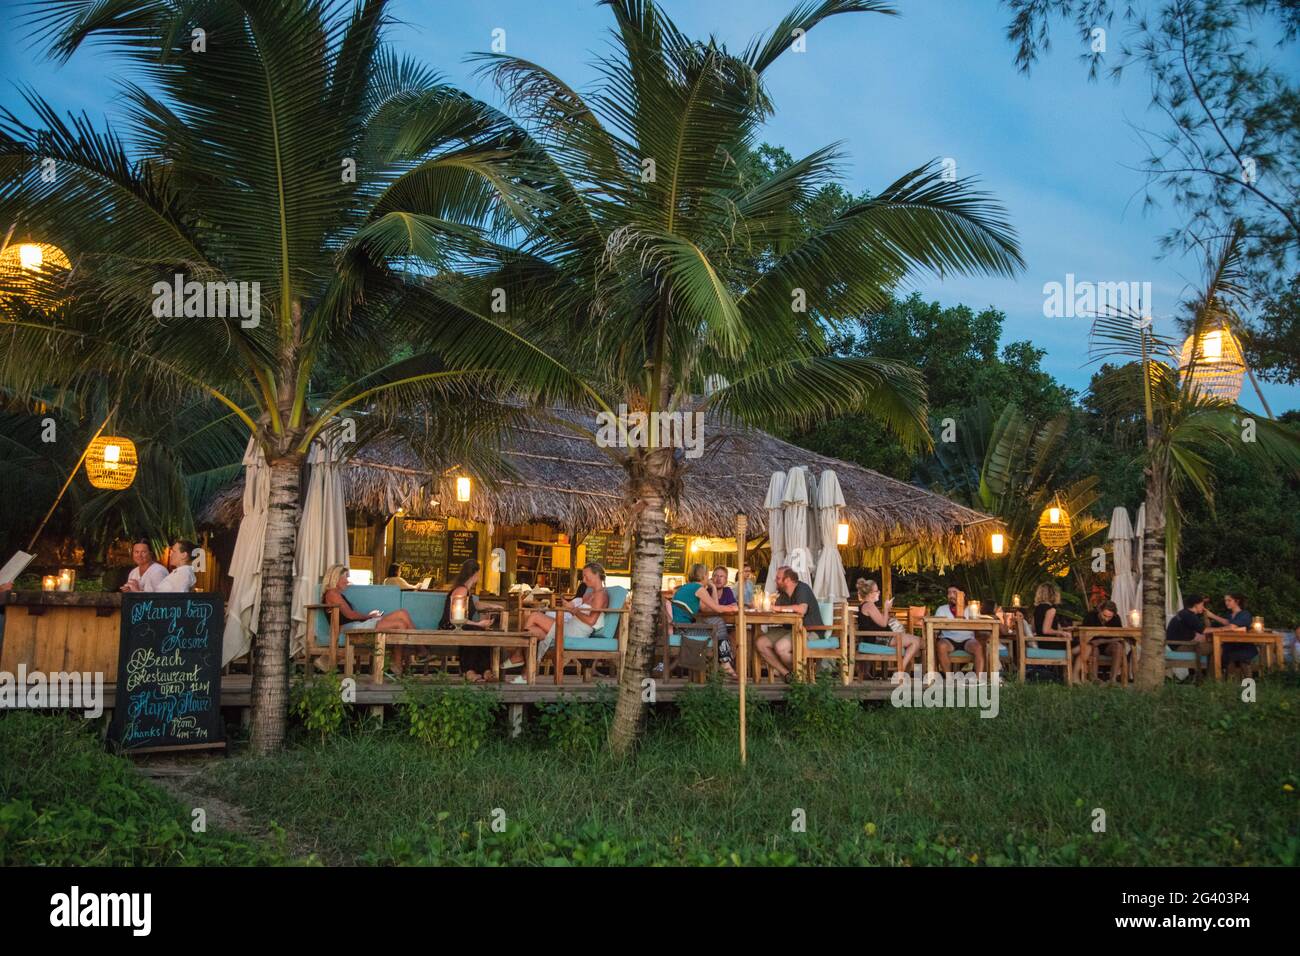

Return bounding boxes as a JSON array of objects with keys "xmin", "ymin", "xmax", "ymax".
[
  {"xmin": 1080, "ymin": 599, "xmax": 1128, "ymax": 683},
  {"xmin": 754, "ymin": 567, "xmax": 822, "ymax": 682},
  {"xmin": 1166, "ymin": 593, "xmax": 1209, "ymax": 668},
  {"xmin": 933, "ymin": 585, "xmax": 983, "ymax": 673}
]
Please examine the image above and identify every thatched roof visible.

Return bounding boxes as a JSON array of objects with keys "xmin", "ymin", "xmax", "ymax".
[{"xmin": 199, "ymin": 409, "xmax": 1002, "ymax": 571}]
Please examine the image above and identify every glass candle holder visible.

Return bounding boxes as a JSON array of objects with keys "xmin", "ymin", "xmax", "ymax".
[
  {"xmin": 1251, "ymin": 616, "xmax": 1264, "ymax": 632},
  {"xmin": 1129, "ymin": 609, "xmax": 1141, "ymax": 627},
  {"xmin": 42, "ymin": 575, "xmax": 59, "ymax": 592},
  {"xmin": 450, "ymin": 594, "xmax": 467, "ymax": 625},
  {"xmin": 1011, "ymin": 593, "xmax": 1021, "ymax": 608},
  {"xmin": 57, "ymin": 568, "xmax": 75, "ymax": 592}
]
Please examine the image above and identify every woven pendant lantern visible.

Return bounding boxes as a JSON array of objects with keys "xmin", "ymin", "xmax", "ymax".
[
  {"xmin": 85, "ymin": 435, "xmax": 138, "ymax": 490},
  {"xmin": 1037, "ymin": 502, "xmax": 1071, "ymax": 548},
  {"xmin": 0, "ymin": 241, "xmax": 71, "ymax": 292},
  {"xmin": 1179, "ymin": 322, "xmax": 1245, "ymax": 401}
]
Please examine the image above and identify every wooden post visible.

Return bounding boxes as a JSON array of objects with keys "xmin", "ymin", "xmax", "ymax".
[
  {"xmin": 735, "ymin": 511, "xmax": 748, "ymax": 766},
  {"xmin": 881, "ymin": 544, "xmax": 892, "ymax": 605}
]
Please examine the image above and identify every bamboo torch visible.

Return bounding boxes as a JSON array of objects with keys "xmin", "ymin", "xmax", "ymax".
[{"xmin": 735, "ymin": 510, "xmax": 748, "ymax": 766}]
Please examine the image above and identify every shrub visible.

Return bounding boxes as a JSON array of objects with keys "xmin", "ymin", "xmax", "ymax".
[
  {"xmin": 676, "ymin": 672, "xmax": 772, "ymax": 744},
  {"xmin": 397, "ymin": 678, "xmax": 499, "ymax": 752},
  {"xmin": 783, "ymin": 672, "xmax": 861, "ymax": 740},
  {"xmin": 535, "ymin": 689, "xmax": 614, "ymax": 757},
  {"xmin": 290, "ymin": 671, "xmax": 347, "ymax": 744}
]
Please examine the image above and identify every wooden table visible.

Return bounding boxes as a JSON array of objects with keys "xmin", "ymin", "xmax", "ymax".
[
  {"xmin": 1072, "ymin": 626, "xmax": 1140, "ymax": 683},
  {"xmin": 719, "ymin": 609, "xmax": 806, "ymax": 682},
  {"xmin": 1208, "ymin": 628, "xmax": 1282, "ymax": 680},
  {"xmin": 922, "ymin": 616, "xmax": 1002, "ymax": 679},
  {"xmin": 370, "ymin": 628, "xmax": 537, "ymax": 685}
]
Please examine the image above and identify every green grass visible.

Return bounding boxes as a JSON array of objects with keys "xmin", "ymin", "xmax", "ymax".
[
  {"xmin": 0, "ymin": 712, "xmax": 298, "ymax": 865},
  {"xmin": 3, "ymin": 678, "xmax": 1297, "ymax": 865}
]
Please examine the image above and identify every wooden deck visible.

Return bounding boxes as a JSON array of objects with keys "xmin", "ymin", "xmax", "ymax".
[{"xmin": 98, "ymin": 674, "xmax": 899, "ymax": 709}]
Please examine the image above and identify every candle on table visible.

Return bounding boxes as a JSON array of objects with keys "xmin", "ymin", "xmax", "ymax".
[
  {"xmin": 1251, "ymin": 616, "xmax": 1264, "ymax": 633},
  {"xmin": 42, "ymin": 575, "xmax": 58, "ymax": 592},
  {"xmin": 450, "ymin": 594, "xmax": 467, "ymax": 624},
  {"xmin": 1129, "ymin": 609, "xmax": 1140, "ymax": 627},
  {"xmin": 57, "ymin": 569, "xmax": 74, "ymax": 592}
]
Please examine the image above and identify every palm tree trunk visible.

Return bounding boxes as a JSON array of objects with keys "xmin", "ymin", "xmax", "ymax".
[
  {"xmin": 249, "ymin": 453, "xmax": 304, "ymax": 753},
  {"xmin": 608, "ymin": 450, "xmax": 673, "ymax": 756},
  {"xmin": 1135, "ymin": 466, "xmax": 1166, "ymax": 690}
]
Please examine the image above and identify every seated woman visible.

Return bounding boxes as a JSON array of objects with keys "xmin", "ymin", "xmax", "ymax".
[
  {"xmin": 321, "ymin": 564, "xmax": 416, "ymax": 675},
  {"xmin": 1080, "ymin": 599, "xmax": 1127, "ymax": 683},
  {"xmin": 382, "ymin": 563, "xmax": 419, "ymax": 589},
  {"xmin": 664, "ymin": 563, "xmax": 737, "ymax": 678},
  {"xmin": 440, "ymin": 558, "xmax": 502, "ymax": 683},
  {"xmin": 1032, "ymin": 582, "xmax": 1073, "ymax": 680},
  {"xmin": 855, "ymin": 578, "xmax": 919, "ymax": 675},
  {"xmin": 524, "ymin": 562, "xmax": 609, "ymax": 664}
]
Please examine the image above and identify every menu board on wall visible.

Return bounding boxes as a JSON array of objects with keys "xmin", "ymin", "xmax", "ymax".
[
  {"xmin": 395, "ymin": 518, "xmax": 448, "ymax": 582},
  {"xmin": 663, "ymin": 535, "xmax": 688, "ymax": 574},
  {"xmin": 583, "ymin": 532, "xmax": 631, "ymax": 573},
  {"xmin": 446, "ymin": 530, "xmax": 479, "ymax": 572},
  {"xmin": 108, "ymin": 593, "xmax": 225, "ymax": 753}
]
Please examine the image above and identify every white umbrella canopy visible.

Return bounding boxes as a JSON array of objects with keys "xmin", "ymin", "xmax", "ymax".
[
  {"xmin": 290, "ymin": 431, "xmax": 350, "ymax": 656},
  {"xmin": 764, "ymin": 471, "xmax": 786, "ymax": 594},
  {"xmin": 782, "ymin": 466, "xmax": 811, "ymax": 582},
  {"xmin": 804, "ymin": 469, "xmax": 821, "ymax": 557},
  {"xmin": 221, "ymin": 437, "xmax": 270, "ymax": 666},
  {"xmin": 1108, "ymin": 506, "xmax": 1133, "ymax": 577},
  {"xmin": 813, "ymin": 470, "xmax": 849, "ymax": 603}
]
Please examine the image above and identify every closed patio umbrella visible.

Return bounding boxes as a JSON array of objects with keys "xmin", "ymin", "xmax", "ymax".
[
  {"xmin": 813, "ymin": 470, "xmax": 849, "ymax": 603},
  {"xmin": 290, "ymin": 430, "xmax": 350, "ymax": 657},
  {"xmin": 764, "ymin": 471, "xmax": 786, "ymax": 594},
  {"xmin": 782, "ymin": 466, "xmax": 812, "ymax": 581},
  {"xmin": 1107, "ymin": 506, "xmax": 1138, "ymax": 620},
  {"xmin": 221, "ymin": 437, "xmax": 269, "ymax": 666}
]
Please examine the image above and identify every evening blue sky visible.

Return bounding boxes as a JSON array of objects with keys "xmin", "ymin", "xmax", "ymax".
[{"xmin": 3, "ymin": 0, "xmax": 1295, "ymax": 414}]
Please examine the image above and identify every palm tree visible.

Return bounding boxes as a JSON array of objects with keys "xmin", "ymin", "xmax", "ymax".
[
  {"xmin": 0, "ymin": 0, "xmax": 536, "ymax": 752},
  {"xmin": 920, "ymin": 401, "xmax": 1107, "ymax": 607},
  {"xmin": 1090, "ymin": 227, "xmax": 1300, "ymax": 689},
  {"xmin": 438, "ymin": 0, "xmax": 1024, "ymax": 753}
]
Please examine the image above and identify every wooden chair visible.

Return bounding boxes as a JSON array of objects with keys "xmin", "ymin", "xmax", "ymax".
[
  {"xmin": 792, "ymin": 601, "xmax": 851, "ymax": 683},
  {"xmin": 850, "ymin": 609, "xmax": 905, "ymax": 683},
  {"xmin": 1161, "ymin": 640, "xmax": 1207, "ymax": 681},
  {"xmin": 659, "ymin": 597, "xmax": 717, "ymax": 683},
  {"xmin": 557, "ymin": 586, "xmax": 630, "ymax": 682},
  {"xmin": 1017, "ymin": 631, "xmax": 1073, "ymax": 684}
]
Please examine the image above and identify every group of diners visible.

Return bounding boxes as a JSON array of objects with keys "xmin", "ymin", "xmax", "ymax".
[
  {"xmin": 314, "ymin": 552, "xmax": 1281, "ymax": 685},
  {"xmin": 117, "ymin": 537, "xmax": 200, "ymax": 594},
  {"xmin": 320, "ymin": 557, "xmax": 613, "ymax": 683}
]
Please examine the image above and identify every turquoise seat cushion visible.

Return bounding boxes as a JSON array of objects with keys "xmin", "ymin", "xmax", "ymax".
[
  {"xmin": 1165, "ymin": 648, "xmax": 1198, "ymax": 662},
  {"xmin": 399, "ymin": 590, "xmax": 445, "ymax": 630},
  {"xmin": 565, "ymin": 635, "xmax": 619, "ymax": 652},
  {"xmin": 1025, "ymin": 646, "xmax": 1068, "ymax": 661},
  {"xmin": 857, "ymin": 641, "xmax": 895, "ymax": 655},
  {"xmin": 806, "ymin": 637, "xmax": 839, "ymax": 650}
]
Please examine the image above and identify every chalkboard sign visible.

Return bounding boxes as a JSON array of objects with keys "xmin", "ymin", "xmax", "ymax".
[
  {"xmin": 396, "ymin": 518, "xmax": 447, "ymax": 582},
  {"xmin": 108, "ymin": 593, "xmax": 225, "ymax": 753},
  {"xmin": 584, "ymin": 532, "xmax": 630, "ymax": 573},
  {"xmin": 663, "ymin": 535, "xmax": 688, "ymax": 574},
  {"xmin": 447, "ymin": 530, "xmax": 479, "ymax": 571}
]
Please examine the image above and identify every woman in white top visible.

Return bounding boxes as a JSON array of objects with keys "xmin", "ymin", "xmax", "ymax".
[
  {"xmin": 525, "ymin": 562, "xmax": 608, "ymax": 661},
  {"xmin": 155, "ymin": 538, "xmax": 198, "ymax": 592}
]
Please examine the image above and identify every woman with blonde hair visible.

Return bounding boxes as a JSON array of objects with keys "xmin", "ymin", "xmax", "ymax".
[
  {"xmin": 322, "ymin": 565, "xmax": 417, "ymax": 676},
  {"xmin": 855, "ymin": 578, "xmax": 920, "ymax": 674}
]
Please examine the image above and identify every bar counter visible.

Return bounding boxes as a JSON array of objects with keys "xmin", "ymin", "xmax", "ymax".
[{"xmin": 1, "ymin": 590, "xmax": 122, "ymax": 675}]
